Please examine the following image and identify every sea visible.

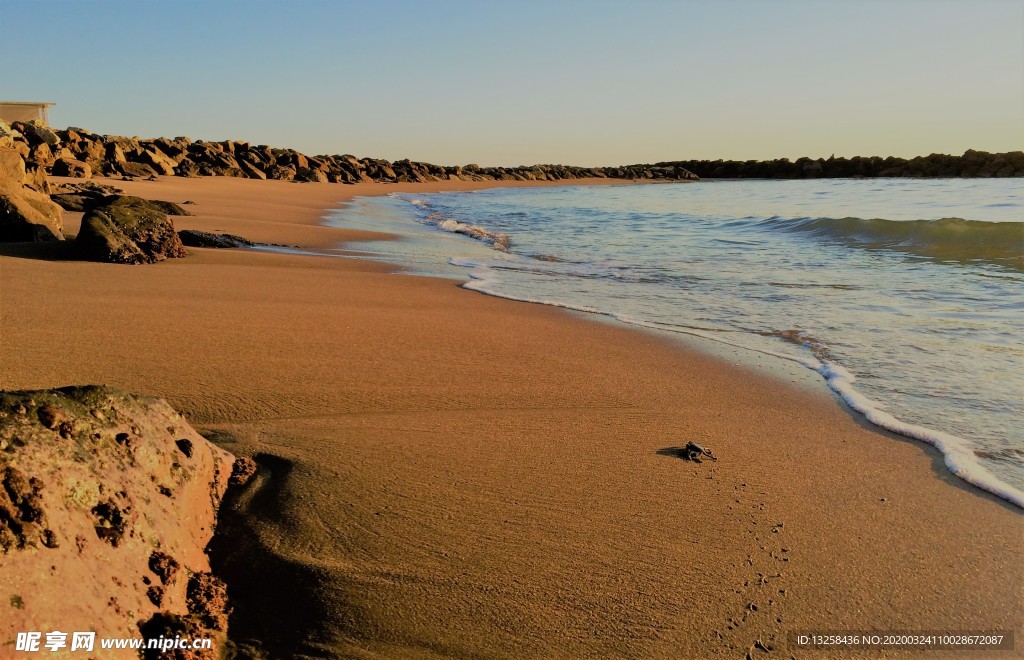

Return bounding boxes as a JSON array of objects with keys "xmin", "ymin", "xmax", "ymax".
[{"xmin": 325, "ymin": 178, "xmax": 1024, "ymax": 508}]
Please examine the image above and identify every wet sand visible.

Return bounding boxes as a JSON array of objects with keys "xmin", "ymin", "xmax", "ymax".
[{"xmin": 1, "ymin": 176, "xmax": 1020, "ymax": 658}]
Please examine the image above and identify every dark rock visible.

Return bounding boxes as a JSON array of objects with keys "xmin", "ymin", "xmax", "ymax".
[
  {"xmin": 178, "ymin": 230, "xmax": 255, "ymax": 249},
  {"xmin": 145, "ymin": 199, "xmax": 192, "ymax": 216},
  {"xmin": 50, "ymin": 182, "xmax": 126, "ymax": 212},
  {"xmin": 0, "ymin": 466, "xmax": 50, "ymax": 552},
  {"xmin": 51, "ymin": 157, "xmax": 92, "ymax": 178},
  {"xmin": 13, "ymin": 121, "xmax": 60, "ymax": 147},
  {"xmin": 36, "ymin": 404, "xmax": 66, "ymax": 430},
  {"xmin": 266, "ymin": 165, "xmax": 296, "ymax": 181},
  {"xmin": 58, "ymin": 181, "xmax": 125, "ymax": 196},
  {"xmin": 146, "ymin": 585, "xmax": 164, "ymax": 606},
  {"xmin": 229, "ymin": 457, "xmax": 257, "ymax": 487},
  {"xmin": 76, "ymin": 195, "xmax": 188, "ymax": 264},
  {"xmin": 138, "ymin": 612, "xmax": 217, "ymax": 660},
  {"xmin": 90, "ymin": 498, "xmax": 128, "ymax": 546},
  {"xmin": 294, "ymin": 167, "xmax": 328, "ymax": 183},
  {"xmin": 186, "ymin": 572, "xmax": 230, "ymax": 631},
  {"xmin": 50, "ymin": 193, "xmax": 93, "ymax": 212},
  {"xmin": 174, "ymin": 158, "xmax": 200, "ymax": 178},
  {"xmin": 149, "ymin": 550, "xmax": 180, "ymax": 584}
]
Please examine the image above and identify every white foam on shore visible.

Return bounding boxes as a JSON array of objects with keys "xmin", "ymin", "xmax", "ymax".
[{"xmin": 451, "ymin": 256, "xmax": 1024, "ymax": 509}]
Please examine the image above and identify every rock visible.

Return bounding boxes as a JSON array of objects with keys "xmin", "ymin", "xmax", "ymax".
[
  {"xmin": 229, "ymin": 456, "xmax": 257, "ymax": 487},
  {"xmin": 51, "ymin": 157, "xmax": 92, "ymax": 178},
  {"xmin": 36, "ymin": 404, "xmax": 67, "ymax": 430},
  {"xmin": 28, "ymin": 143, "xmax": 54, "ymax": 169},
  {"xmin": 15, "ymin": 121, "xmax": 60, "ymax": 147},
  {"xmin": 138, "ymin": 147, "xmax": 177, "ymax": 176},
  {"xmin": 138, "ymin": 611, "xmax": 219, "ymax": 660},
  {"xmin": 146, "ymin": 199, "xmax": 193, "ymax": 216},
  {"xmin": 0, "ymin": 183, "xmax": 64, "ymax": 241},
  {"xmin": 149, "ymin": 550, "xmax": 181, "ymax": 585},
  {"xmin": 0, "ymin": 146, "xmax": 64, "ymax": 241},
  {"xmin": 174, "ymin": 158, "xmax": 200, "ymax": 178},
  {"xmin": 178, "ymin": 230, "xmax": 255, "ymax": 248},
  {"xmin": 21, "ymin": 165, "xmax": 51, "ymax": 194},
  {"xmin": 238, "ymin": 160, "xmax": 267, "ymax": 180},
  {"xmin": 50, "ymin": 193, "xmax": 99, "ymax": 212},
  {"xmin": 294, "ymin": 167, "xmax": 329, "ymax": 183},
  {"xmin": 0, "ymin": 386, "xmax": 234, "ymax": 651},
  {"xmin": 266, "ymin": 165, "xmax": 296, "ymax": 181},
  {"xmin": 186, "ymin": 572, "xmax": 230, "ymax": 631},
  {"xmin": 0, "ymin": 120, "xmax": 21, "ymax": 147},
  {"xmin": 0, "ymin": 466, "xmax": 48, "ymax": 552},
  {"xmin": 54, "ymin": 180, "xmax": 125, "ymax": 196},
  {"xmin": 76, "ymin": 195, "xmax": 188, "ymax": 264},
  {"xmin": 0, "ymin": 145, "xmax": 25, "ymax": 182},
  {"xmin": 50, "ymin": 181, "xmax": 126, "ymax": 212},
  {"xmin": 119, "ymin": 161, "xmax": 159, "ymax": 179}
]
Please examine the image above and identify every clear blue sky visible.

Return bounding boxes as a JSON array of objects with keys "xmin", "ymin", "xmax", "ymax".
[{"xmin": 3, "ymin": 0, "xmax": 1022, "ymax": 166}]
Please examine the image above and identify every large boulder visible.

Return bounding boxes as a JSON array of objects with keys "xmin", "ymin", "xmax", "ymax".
[
  {"xmin": 76, "ymin": 195, "xmax": 188, "ymax": 264},
  {"xmin": 13, "ymin": 121, "xmax": 60, "ymax": 147},
  {"xmin": 0, "ymin": 386, "xmax": 236, "ymax": 650},
  {"xmin": 0, "ymin": 147, "xmax": 64, "ymax": 241}
]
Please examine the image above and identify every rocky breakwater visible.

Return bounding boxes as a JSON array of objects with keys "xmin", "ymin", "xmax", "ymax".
[
  {"xmin": 660, "ymin": 150, "xmax": 1024, "ymax": 179},
  {"xmin": 6, "ymin": 122, "xmax": 699, "ymax": 184},
  {"xmin": 0, "ymin": 386, "xmax": 253, "ymax": 657}
]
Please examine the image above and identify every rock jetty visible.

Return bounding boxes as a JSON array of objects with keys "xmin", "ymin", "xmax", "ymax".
[
  {"xmin": 654, "ymin": 150, "xmax": 1024, "ymax": 179},
  {"xmin": 2, "ymin": 120, "xmax": 699, "ymax": 185}
]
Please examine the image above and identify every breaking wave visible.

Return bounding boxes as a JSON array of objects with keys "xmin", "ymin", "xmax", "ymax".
[
  {"xmin": 425, "ymin": 211, "xmax": 511, "ymax": 250},
  {"xmin": 760, "ymin": 216, "xmax": 1023, "ymax": 269}
]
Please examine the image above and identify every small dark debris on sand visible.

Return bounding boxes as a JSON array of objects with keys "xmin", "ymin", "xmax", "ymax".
[{"xmin": 657, "ymin": 441, "xmax": 718, "ymax": 463}]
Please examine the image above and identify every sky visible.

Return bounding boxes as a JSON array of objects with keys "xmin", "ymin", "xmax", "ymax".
[{"xmin": 2, "ymin": 0, "xmax": 1022, "ymax": 167}]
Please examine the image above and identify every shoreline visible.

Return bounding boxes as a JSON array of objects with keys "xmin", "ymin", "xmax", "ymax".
[
  {"xmin": 323, "ymin": 184, "xmax": 1024, "ymax": 509},
  {"xmin": 3, "ymin": 175, "xmax": 1021, "ymax": 657}
]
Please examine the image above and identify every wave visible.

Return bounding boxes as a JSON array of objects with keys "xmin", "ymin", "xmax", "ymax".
[
  {"xmin": 421, "ymin": 211, "xmax": 511, "ymax": 250},
  {"xmin": 397, "ymin": 196, "xmax": 512, "ymax": 251},
  {"xmin": 449, "ymin": 257, "xmax": 1024, "ymax": 509},
  {"xmin": 760, "ymin": 216, "xmax": 1024, "ymax": 269}
]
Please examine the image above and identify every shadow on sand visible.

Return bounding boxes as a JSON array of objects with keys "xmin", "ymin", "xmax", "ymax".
[
  {"xmin": 0, "ymin": 240, "xmax": 77, "ymax": 262},
  {"xmin": 207, "ymin": 452, "xmax": 344, "ymax": 659},
  {"xmin": 656, "ymin": 446, "xmax": 698, "ymax": 460}
]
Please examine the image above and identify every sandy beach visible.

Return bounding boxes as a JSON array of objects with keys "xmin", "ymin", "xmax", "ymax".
[{"xmin": 1, "ymin": 176, "xmax": 1020, "ymax": 658}]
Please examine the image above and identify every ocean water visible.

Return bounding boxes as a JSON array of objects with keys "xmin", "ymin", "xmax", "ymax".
[{"xmin": 327, "ymin": 179, "xmax": 1024, "ymax": 507}]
